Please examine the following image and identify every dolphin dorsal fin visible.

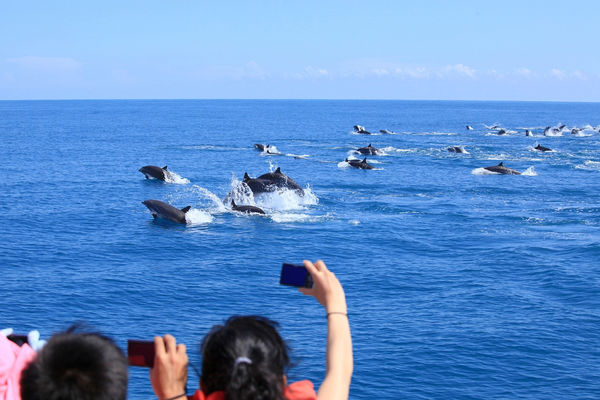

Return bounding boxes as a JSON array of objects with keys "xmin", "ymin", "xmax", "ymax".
[
  {"xmin": 244, "ymin": 172, "xmax": 250, "ymax": 181},
  {"xmin": 231, "ymin": 200, "xmax": 236, "ymax": 207},
  {"xmin": 498, "ymin": 162, "xmax": 503, "ymax": 166},
  {"xmin": 181, "ymin": 206, "xmax": 191, "ymax": 213},
  {"xmin": 362, "ymin": 157, "xmax": 367, "ymax": 162},
  {"xmin": 163, "ymin": 166, "xmax": 168, "ymax": 170},
  {"xmin": 275, "ymin": 167, "xmax": 281, "ymax": 174},
  {"xmin": 368, "ymin": 143, "xmax": 371, "ymax": 147}
]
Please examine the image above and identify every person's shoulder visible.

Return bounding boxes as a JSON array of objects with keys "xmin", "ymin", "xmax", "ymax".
[{"xmin": 285, "ymin": 380, "xmax": 317, "ymax": 400}]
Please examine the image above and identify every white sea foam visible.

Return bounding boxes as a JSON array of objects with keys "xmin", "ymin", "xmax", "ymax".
[
  {"xmin": 188, "ymin": 185, "xmax": 227, "ymax": 212},
  {"xmin": 471, "ymin": 168, "xmax": 497, "ymax": 175},
  {"xmin": 285, "ymin": 153, "xmax": 309, "ymax": 159},
  {"xmin": 521, "ymin": 167, "xmax": 537, "ymax": 176},
  {"xmin": 164, "ymin": 170, "xmax": 190, "ymax": 184},
  {"xmin": 575, "ymin": 160, "xmax": 600, "ymax": 171},
  {"xmin": 348, "ymin": 219, "xmax": 360, "ymax": 225},
  {"xmin": 185, "ymin": 209, "xmax": 214, "ymax": 225}
]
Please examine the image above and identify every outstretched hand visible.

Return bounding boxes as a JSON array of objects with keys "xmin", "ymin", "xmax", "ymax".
[
  {"xmin": 150, "ymin": 334, "xmax": 189, "ymax": 400},
  {"xmin": 299, "ymin": 260, "xmax": 347, "ymax": 314}
]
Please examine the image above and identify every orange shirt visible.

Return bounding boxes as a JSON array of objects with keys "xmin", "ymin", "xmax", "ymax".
[{"xmin": 189, "ymin": 380, "xmax": 317, "ymax": 400}]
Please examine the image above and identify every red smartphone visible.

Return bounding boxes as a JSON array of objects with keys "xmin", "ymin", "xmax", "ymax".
[{"xmin": 127, "ymin": 340, "xmax": 155, "ymax": 367}]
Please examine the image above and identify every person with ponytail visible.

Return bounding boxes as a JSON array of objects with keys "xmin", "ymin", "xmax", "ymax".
[{"xmin": 149, "ymin": 259, "xmax": 353, "ymax": 400}]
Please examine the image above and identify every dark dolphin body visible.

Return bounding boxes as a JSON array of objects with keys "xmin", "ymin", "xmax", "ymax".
[
  {"xmin": 483, "ymin": 162, "xmax": 521, "ymax": 175},
  {"xmin": 534, "ymin": 144, "xmax": 552, "ymax": 152},
  {"xmin": 571, "ymin": 128, "xmax": 581, "ymax": 135},
  {"xmin": 357, "ymin": 144, "xmax": 381, "ymax": 155},
  {"xmin": 231, "ymin": 200, "xmax": 265, "ymax": 215},
  {"xmin": 466, "ymin": 125, "xmax": 473, "ymax": 130},
  {"xmin": 525, "ymin": 129, "xmax": 532, "ymax": 136},
  {"xmin": 142, "ymin": 199, "xmax": 191, "ymax": 224},
  {"xmin": 497, "ymin": 129, "xmax": 507, "ymax": 135},
  {"xmin": 379, "ymin": 129, "xmax": 395, "ymax": 134},
  {"xmin": 243, "ymin": 167, "xmax": 304, "ymax": 195},
  {"xmin": 139, "ymin": 165, "xmax": 169, "ymax": 181},
  {"xmin": 353, "ymin": 125, "xmax": 371, "ymax": 135},
  {"xmin": 447, "ymin": 146, "xmax": 467, "ymax": 153},
  {"xmin": 346, "ymin": 157, "xmax": 375, "ymax": 170},
  {"xmin": 254, "ymin": 144, "xmax": 278, "ymax": 154}
]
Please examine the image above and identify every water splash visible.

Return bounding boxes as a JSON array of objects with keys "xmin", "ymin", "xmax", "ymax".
[
  {"xmin": 164, "ymin": 170, "xmax": 190, "ymax": 184},
  {"xmin": 185, "ymin": 209, "xmax": 214, "ymax": 225}
]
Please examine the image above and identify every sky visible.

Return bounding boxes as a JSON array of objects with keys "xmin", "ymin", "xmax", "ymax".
[{"xmin": 1, "ymin": 0, "xmax": 599, "ymax": 101}]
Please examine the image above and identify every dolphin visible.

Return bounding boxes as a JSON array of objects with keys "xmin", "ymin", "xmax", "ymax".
[
  {"xmin": 353, "ymin": 125, "xmax": 371, "ymax": 134},
  {"xmin": 543, "ymin": 126, "xmax": 551, "ymax": 136},
  {"xmin": 447, "ymin": 146, "xmax": 467, "ymax": 153},
  {"xmin": 534, "ymin": 144, "xmax": 552, "ymax": 152},
  {"xmin": 379, "ymin": 129, "xmax": 395, "ymax": 134},
  {"xmin": 525, "ymin": 129, "xmax": 532, "ymax": 136},
  {"xmin": 142, "ymin": 199, "xmax": 191, "ymax": 224},
  {"xmin": 345, "ymin": 157, "xmax": 375, "ymax": 170},
  {"xmin": 257, "ymin": 167, "xmax": 304, "ymax": 193},
  {"xmin": 243, "ymin": 168, "xmax": 304, "ymax": 195},
  {"xmin": 497, "ymin": 129, "xmax": 507, "ymax": 135},
  {"xmin": 231, "ymin": 200, "xmax": 265, "ymax": 215},
  {"xmin": 254, "ymin": 144, "xmax": 279, "ymax": 154},
  {"xmin": 483, "ymin": 162, "xmax": 521, "ymax": 175},
  {"xmin": 571, "ymin": 128, "xmax": 581, "ymax": 135},
  {"xmin": 466, "ymin": 125, "xmax": 473, "ymax": 130},
  {"xmin": 357, "ymin": 144, "xmax": 381, "ymax": 155},
  {"xmin": 139, "ymin": 165, "xmax": 170, "ymax": 181}
]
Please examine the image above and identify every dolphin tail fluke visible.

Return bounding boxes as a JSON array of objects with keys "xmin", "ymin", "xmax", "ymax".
[
  {"xmin": 181, "ymin": 206, "xmax": 191, "ymax": 213},
  {"xmin": 163, "ymin": 165, "xmax": 168, "ymax": 170}
]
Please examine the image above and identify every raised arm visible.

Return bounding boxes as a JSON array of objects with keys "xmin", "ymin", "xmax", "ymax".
[
  {"xmin": 299, "ymin": 260, "xmax": 353, "ymax": 400},
  {"xmin": 150, "ymin": 334, "xmax": 189, "ymax": 400}
]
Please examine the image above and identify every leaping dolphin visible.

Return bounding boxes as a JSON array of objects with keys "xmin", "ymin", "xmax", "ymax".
[
  {"xmin": 345, "ymin": 157, "xmax": 375, "ymax": 170},
  {"xmin": 357, "ymin": 144, "xmax": 381, "ymax": 155},
  {"xmin": 242, "ymin": 167, "xmax": 304, "ymax": 195},
  {"xmin": 142, "ymin": 199, "xmax": 191, "ymax": 224},
  {"xmin": 483, "ymin": 162, "xmax": 521, "ymax": 175},
  {"xmin": 353, "ymin": 125, "xmax": 371, "ymax": 134},
  {"xmin": 139, "ymin": 165, "xmax": 170, "ymax": 181},
  {"xmin": 447, "ymin": 146, "xmax": 467, "ymax": 153},
  {"xmin": 231, "ymin": 200, "xmax": 265, "ymax": 215}
]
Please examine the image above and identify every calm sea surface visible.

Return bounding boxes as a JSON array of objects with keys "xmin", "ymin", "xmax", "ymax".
[{"xmin": 1, "ymin": 100, "xmax": 599, "ymax": 399}]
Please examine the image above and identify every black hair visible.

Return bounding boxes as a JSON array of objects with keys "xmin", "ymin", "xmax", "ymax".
[
  {"xmin": 20, "ymin": 326, "xmax": 128, "ymax": 400},
  {"xmin": 200, "ymin": 316, "xmax": 291, "ymax": 400}
]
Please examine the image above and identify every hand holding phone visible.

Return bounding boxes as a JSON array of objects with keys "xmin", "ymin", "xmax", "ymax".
[
  {"xmin": 280, "ymin": 263, "xmax": 314, "ymax": 288},
  {"xmin": 128, "ymin": 340, "xmax": 155, "ymax": 367}
]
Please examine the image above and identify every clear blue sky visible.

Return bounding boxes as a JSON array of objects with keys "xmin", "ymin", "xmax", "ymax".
[{"xmin": 1, "ymin": 0, "xmax": 599, "ymax": 101}]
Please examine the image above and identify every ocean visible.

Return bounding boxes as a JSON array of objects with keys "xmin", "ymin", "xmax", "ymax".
[{"xmin": 1, "ymin": 100, "xmax": 599, "ymax": 399}]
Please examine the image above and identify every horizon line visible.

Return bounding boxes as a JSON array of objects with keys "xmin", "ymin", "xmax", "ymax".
[{"xmin": 1, "ymin": 97, "xmax": 599, "ymax": 104}]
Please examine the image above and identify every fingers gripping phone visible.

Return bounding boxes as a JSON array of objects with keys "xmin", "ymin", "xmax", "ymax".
[
  {"xmin": 280, "ymin": 263, "xmax": 314, "ymax": 288},
  {"xmin": 127, "ymin": 340, "xmax": 155, "ymax": 367}
]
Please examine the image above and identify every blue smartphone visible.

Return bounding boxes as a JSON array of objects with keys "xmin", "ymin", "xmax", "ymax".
[{"xmin": 280, "ymin": 263, "xmax": 314, "ymax": 288}]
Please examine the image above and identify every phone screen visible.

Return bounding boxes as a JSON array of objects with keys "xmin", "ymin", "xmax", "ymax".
[
  {"xmin": 280, "ymin": 263, "xmax": 314, "ymax": 288},
  {"xmin": 127, "ymin": 340, "xmax": 155, "ymax": 367}
]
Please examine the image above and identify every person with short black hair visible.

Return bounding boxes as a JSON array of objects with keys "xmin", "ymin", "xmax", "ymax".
[
  {"xmin": 20, "ymin": 327, "xmax": 128, "ymax": 400},
  {"xmin": 150, "ymin": 259, "xmax": 353, "ymax": 400}
]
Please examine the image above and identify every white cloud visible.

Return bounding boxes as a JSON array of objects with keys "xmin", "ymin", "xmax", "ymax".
[
  {"xmin": 443, "ymin": 64, "xmax": 476, "ymax": 78},
  {"xmin": 7, "ymin": 56, "xmax": 82, "ymax": 71},
  {"xmin": 515, "ymin": 67, "xmax": 532, "ymax": 77},
  {"xmin": 550, "ymin": 68, "xmax": 566, "ymax": 79}
]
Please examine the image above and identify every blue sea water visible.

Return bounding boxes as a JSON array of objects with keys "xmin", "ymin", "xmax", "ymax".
[{"xmin": 1, "ymin": 100, "xmax": 599, "ymax": 399}]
